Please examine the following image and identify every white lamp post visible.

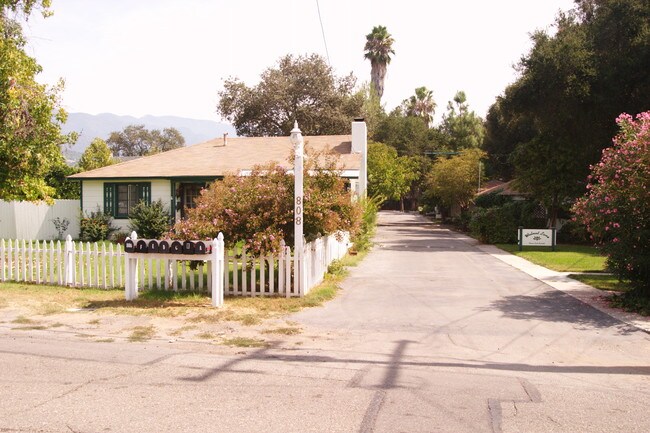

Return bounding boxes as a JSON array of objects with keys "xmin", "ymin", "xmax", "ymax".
[{"xmin": 290, "ymin": 121, "xmax": 305, "ymax": 295}]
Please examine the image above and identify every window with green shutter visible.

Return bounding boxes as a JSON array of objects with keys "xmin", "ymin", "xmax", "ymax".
[{"xmin": 103, "ymin": 182, "xmax": 151, "ymax": 218}]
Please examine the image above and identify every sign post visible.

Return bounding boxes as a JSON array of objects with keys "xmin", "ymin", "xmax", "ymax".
[{"xmin": 290, "ymin": 121, "xmax": 305, "ymax": 296}]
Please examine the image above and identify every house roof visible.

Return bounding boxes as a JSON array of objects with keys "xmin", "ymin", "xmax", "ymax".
[
  {"xmin": 69, "ymin": 135, "xmax": 361, "ymax": 180},
  {"xmin": 476, "ymin": 180, "xmax": 527, "ymax": 197}
]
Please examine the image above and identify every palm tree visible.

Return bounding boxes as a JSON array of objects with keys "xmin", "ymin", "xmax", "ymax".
[
  {"xmin": 364, "ymin": 25, "xmax": 395, "ymax": 101},
  {"xmin": 403, "ymin": 86, "xmax": 436, "ymax": 127}
]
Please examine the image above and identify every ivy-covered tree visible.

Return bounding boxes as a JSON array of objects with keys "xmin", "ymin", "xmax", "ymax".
[{"xmin": 0, "ymin": 0, "xmax": 75, "ymax": 201}]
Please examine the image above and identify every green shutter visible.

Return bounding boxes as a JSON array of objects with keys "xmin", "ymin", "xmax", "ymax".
[
  {"xmin": 138, "ymin": 183, "xmax": 151, "ymax": 204},
  {"xmin": 104, "ymin": 184, "xmax": 114, "ymax": 216}
]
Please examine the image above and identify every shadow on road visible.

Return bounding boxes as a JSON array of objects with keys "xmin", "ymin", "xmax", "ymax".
[
  {"xmin": 172, "ymin": 337, "xmax": 650, "ymax": 383},
  {"xmin": 483, "ymin": 289, "xmax": 640, "ymax": 335}
]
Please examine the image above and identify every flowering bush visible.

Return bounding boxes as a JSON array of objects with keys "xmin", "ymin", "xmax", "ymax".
[
  {"xmin": 573, "ymin": 111, "xmax": 650, "ymax": 292},
  {"xmin": 172, "ymin": 158, "xmax": 361, "ymax": 255}
]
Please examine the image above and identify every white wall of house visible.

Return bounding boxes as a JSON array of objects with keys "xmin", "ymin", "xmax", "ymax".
[
  {"xmin": 0, "ymin": 200, "xmax": 80, "ymax": 240},
  {"xmin": 82, "ymin": 179, "xmax": 172, "ymax": 233}
]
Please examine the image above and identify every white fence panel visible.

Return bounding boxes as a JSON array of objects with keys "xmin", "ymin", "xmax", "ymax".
[
  {"xmin": 0, "ymin": 231, "xmax": 351, "ymax": 297},
  {"xmin": 0, "ymin": 200, "xmax": 80, "ymax": 240}
]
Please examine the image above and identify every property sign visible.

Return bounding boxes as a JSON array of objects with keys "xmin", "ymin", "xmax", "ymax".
[{"xmin": 518, "ymin": 228, "xmax": 556, "ymax": 251}]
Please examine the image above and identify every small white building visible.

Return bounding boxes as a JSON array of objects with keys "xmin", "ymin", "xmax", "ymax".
[{"xmin": 69, "ymin": 120, "xmax": 368, "ymax": 232}]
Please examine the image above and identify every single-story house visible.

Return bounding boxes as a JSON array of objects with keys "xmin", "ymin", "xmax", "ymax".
[{"xmin": 69, "ymin": 120, "xmax": 368, "ymax": 232}]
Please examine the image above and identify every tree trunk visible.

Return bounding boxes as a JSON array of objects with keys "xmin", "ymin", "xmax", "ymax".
[{"xmin": 370, "ymin": 62, "xmax": 387, "ymax": 100}]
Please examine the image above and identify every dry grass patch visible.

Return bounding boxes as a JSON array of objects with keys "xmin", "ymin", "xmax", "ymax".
[
  {"xmin": 0, "ymin": 268, "xmax": 344, "ymax": 327},
  {"xmin": 0, "ymin": 282, "xmax": 121, "ymax": 314},
  {"xmin": 12, "ymin": 325, "xmax": 48, "ymax": 331},
  {"xmin": 12, "ymin": 315, "xmax": 36, "ymax": 324},
  {"xmin": 196, "ymin": 332, "xmax": 217, "ymax": 340},
  {"xmin": 261, "ymin": 327, "xmax": 301, "ymax": 335},
  {"xmin": 221, "ymin": 337, "xmax": 267, "ymax": 348},
  {"xmin": 169, "ymin": 325, "xmax": 197, "ymax": 336},
  {"xmin": 94, "ymin": 338, "xmax": 114, "ymax": 343},
  {"xmin": 128, "ymin": 325, "xmax": 156, "ymax": 342}
]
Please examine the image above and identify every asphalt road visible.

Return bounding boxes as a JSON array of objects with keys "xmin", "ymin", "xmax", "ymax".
[{"xmin": 1, "ymin": 211, "xmax": 649, "ymax": 432}]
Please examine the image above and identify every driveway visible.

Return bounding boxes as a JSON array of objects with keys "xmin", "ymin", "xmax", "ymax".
[{"xmin": 1, "ymin": 211, "xmax": 649, "ymax": 432}]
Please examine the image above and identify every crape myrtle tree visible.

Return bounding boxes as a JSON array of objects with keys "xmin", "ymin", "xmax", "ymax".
[
  {"xmin": 217, "ymin": 54, "xmax": 363, "ymax": 137},
  {"xmin": 0, "ymin": 0, "xmax": 76, "ymax": 201},
  {"xmin": 172, "ymin": 154, "xmax": 362, "ymax": 255},
  {"xmin": 573, "ymin": 112, "xmax": 650, "ymax": 293}
]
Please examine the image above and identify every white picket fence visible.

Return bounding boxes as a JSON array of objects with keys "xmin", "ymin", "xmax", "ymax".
[{"xmin": 0, "ymin": 232, "xmax": 351, "ymax": 297}]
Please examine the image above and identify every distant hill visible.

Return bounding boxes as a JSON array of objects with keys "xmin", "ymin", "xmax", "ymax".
[{"xmin": 61, "ymin": 113, "xmax": 237, "ymax": 160}]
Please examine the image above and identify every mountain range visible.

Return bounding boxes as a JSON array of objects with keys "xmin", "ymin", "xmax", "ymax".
[{"xmin": 61, "ymin": 112, "xmax": 236, "ymax": 162}]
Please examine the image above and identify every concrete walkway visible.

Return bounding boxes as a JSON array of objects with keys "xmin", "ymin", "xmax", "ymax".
[{"xmin": 1, "ymin": 211, "xmax": 649, "ymax": 433}]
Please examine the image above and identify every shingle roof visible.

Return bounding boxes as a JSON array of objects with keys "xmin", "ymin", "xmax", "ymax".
[
  {"xmin": 69, "ymin": 135, "xmax": 361, "ymax": 179},
  {"xmin": 476, "ymin": 180, "xmax": 527, "ymax": 197}
]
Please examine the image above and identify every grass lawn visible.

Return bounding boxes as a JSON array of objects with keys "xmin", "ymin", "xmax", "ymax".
[
  {"xmin": 568, "ymin": 274, "xmax": 630, "ymax": 292},
  {"xmin": 495, "ymin": 243, "xmax": 607, "ymax": 273}
]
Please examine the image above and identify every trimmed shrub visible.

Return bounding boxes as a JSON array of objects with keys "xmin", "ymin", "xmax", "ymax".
[
  {"xmin": 469, "ymin": 201, "xmax": 546, "ymax": 244},
  {"xmin": 556, "ymin": 220, "xmax": 590, "ymax": 244},
  {"xmin": 79, "ymin": 208, "xmax": 116, "ymax": 242},
  {"xmin": 129, "ymin": 200, "xmax": 170, "ymax": 239}
]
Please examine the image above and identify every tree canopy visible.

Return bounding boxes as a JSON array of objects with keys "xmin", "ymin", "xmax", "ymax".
[
  {"xmin": 425, "ymin": 149, "xmax": 485, "ymax": 213},
  {"xmin": 441, "ymin": 91, "xmax": 485, "ymax": 151},
  {"xmin": 217, "ymin": 54, "xmax": 363, "ymax": 137},
  {"xmin": 401, "ymin": 86, "xmax": 436, "ymax": 127},
  {"xmin": 107, "ymin": 124, "xmax": 185, "ymax": 157},
  {"xmin": 367, "ymin": 142, "xmax": 418, "ymax": 208},
  {"xmin": 78, "ymin": 137, "xmax": 114, "ymax": 171},
  {"xmin": 0, "ymin": 0, "xmax": 75, "ymax": 201},
  {"xmin": 482, "ymin": 0, "xmax": 650, "ymax": 219}
]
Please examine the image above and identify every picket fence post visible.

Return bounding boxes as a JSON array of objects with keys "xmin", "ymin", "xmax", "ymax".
[
  {"xmin": 125, "ymin": 231, "xmax": 138, "ymax": 300},
  {"xmin": 64, "ymin": 235, "xmax": 74, "ymax": 286},
  {"xmin": 211, "ymin": 233, "xmax": 225, "ymax": 307}
]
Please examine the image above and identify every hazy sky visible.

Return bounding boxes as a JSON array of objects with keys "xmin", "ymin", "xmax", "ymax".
[{"xmin": 22, "ymin": 0, "xmax": 575, "ymax": 125}]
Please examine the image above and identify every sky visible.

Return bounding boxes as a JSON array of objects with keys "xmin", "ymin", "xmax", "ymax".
[{"xmin": 21, "ymin": 0, "xmax": 576, "ymax": 125}]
